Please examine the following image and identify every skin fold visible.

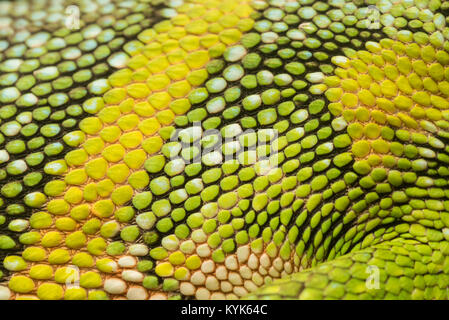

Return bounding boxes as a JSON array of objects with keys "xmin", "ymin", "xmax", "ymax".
[{"xmin": 1, "ymin": 0, "xmax": 449, "ymax": 300}]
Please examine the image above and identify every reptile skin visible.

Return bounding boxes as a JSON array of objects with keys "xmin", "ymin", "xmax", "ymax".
[{"xmin": 0, "ymin": 0, "xmax": 449, "ymax": 300}]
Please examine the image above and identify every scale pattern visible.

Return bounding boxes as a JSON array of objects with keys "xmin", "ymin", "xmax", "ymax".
[{"xmin": 1, "ymin": 0, "xmax": 449, "ymax": 300}]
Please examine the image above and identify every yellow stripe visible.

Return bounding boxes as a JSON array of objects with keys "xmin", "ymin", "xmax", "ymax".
[{"xmin": 9, "ymin": 0, "xmax": 253, "ymax": 300}]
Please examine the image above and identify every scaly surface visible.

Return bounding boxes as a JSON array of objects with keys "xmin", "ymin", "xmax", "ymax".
[{"xmin": 2, "ymin": 0, "xmax": 449, "ymax": 300}]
